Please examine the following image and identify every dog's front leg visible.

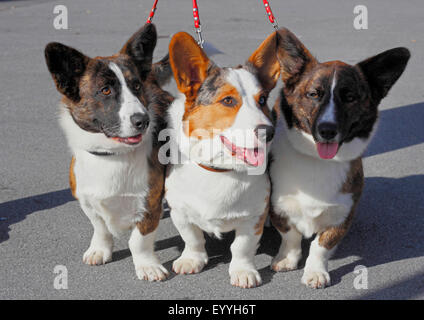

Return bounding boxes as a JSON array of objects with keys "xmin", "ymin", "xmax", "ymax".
[
  {"xmin": 229, "ymin": 219, "xmax": 262, "ymax": 288},
  {"xmin": 271, "ymin": 226, "xmax": 303, "ymax": 272},
  {"xmin": 80, "ymin": 199, "xmax": 114, "ymax": 266},
  {"xmin": 129, "ymin": 226, "xmax": 169, "ymax": 281},
  {"xmin": 171, "ymin": 211, "xmax": 208, "ymax": 275},
  {"xmin": 301, "ymin": 236, "xmax": 334, "ymax": 289},
  {"xmin": 301, "ymin": 208, "xmax": 355, "ymax": 289},
  {"xmin": 270, "ymin": 210, "xmax": 303, "ymax": 272}
]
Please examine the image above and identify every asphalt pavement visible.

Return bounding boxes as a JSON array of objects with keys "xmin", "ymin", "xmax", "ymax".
[{"xmin": 0, "ymin": 0, "xmax": 423, "ymax": 300}]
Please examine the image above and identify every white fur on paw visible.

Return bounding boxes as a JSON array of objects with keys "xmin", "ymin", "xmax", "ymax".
[
  {"xmin": 172, "ymin": 257, "xmax": 206, "ymax": 275},
  {"xmin": 230, "ymin": 270, "xmax": 262, "ymax": 289},
  {"xmin": 83, "ymin": 247, "xmax": 112, "ymax": 266},
  {"xmin": 136, "ymin": 264, "xmax": 169, "ymax": 282},
  {"xmin": 301, "ymin": 270, "xmax": 331, "ymax": 289},
  {"xmin": 271, "ymin": 257, "xmax": 298, "ymax": 272}
]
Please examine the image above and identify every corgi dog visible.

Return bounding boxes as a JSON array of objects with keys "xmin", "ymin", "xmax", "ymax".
[
  {"xmin": 269, "ymin": 28, "xmax": 410, "ymax": 288},
  {"xmin": 164, "ymin": 32, "xmax": 281, "ymax": 288},
  {"xmin": 44, "ymin": 24, "xmax": 173, "ymax": 281}
]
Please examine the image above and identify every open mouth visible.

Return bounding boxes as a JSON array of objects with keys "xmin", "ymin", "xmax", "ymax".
[
  {"xmin": 110, "ymin": 134, "xmax": 142, "ymax": 145},
  {"xmin": 316, "ymin": 142, "xmax": 339, "ymax": 159},
  {"xmin": 220, "ymin": 136, "xmax": 265, "ymax": 167}
]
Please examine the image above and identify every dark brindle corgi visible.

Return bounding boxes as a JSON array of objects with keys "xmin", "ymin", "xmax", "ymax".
[
  {"xmin": 269, "ymin": 28, "xmax": 410, "ymax": 288},
  {"xmin": 44, "ymin": 24, "xmax": 173, "ymax": 281}
]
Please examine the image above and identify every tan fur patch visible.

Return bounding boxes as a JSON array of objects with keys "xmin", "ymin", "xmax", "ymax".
[
  {"xmin": 183, "ymin": 83, "xmax": 242, "ymax": 139},
  {"xmin": 69, "ymin": 156, "xmax": 77, "ymax": 199},
  {"xmin": 248, "ymin": 32, "xmax": 281, "ymax": 92},
  {"xmin": 318, "ymin": 158, "xmax": 364, "ymax": 249},
  {"xmin": 169, "ymin": 32, "xmax": 210, "ymax": 105},
  {"xmin": 136, "ymin": 145, "xmax": 166, "ymax": 236}
]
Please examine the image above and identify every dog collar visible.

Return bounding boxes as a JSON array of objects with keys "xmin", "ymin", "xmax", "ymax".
[
  {"xmin": 197, "ymin": 163, "xmax": 232, "ymax": 173},
  {"xmin": 87, "ymin": 150, "xmax": 116, "ymax": 156}
]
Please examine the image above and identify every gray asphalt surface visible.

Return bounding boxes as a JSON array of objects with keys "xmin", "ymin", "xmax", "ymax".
[{"xmin": 0, "ymin": 0, "xmax": 423, "ymax": 300}]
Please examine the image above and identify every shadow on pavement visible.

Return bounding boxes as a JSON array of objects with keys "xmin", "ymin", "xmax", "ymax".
[
  {"xmin": 366, "ymin": 102, "xmax": 424, "ymax": 157},
  {"xmin": 354, "ymin": 271, "xmax": 424, "ymax": 300},
  {"xmin": 0, "ymin": 189, "xmax": 75, "ymax": 243},
  {"xmin": 329, "ymin": 174, "xmax": 424, "ymax": 298}
]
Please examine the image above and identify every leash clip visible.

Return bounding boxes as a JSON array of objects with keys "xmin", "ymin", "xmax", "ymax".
[
  {"xmin": 195, "ymin": 25, "xmax": 204, "ymax": 48},
  {"xmin": 192, "ymin": 1, "xmax": 204, "ymax": 48}
]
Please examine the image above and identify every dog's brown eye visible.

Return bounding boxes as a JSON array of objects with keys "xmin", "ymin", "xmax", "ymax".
[
  {"xmin": 258, "ymin": 95, "xmax": 267, "ymax": 106},
  {"xmin": 101, "ymin": 86, "xmax": 111, "ymax": 96},
  {"xmin": 221, "ymin": 96, "xmax": 237, "ymax": 107},
  {"xmin": 306, "ymin": 91, "xmax": 319, "ymax": 99},
  {"xmin": 134, "ymin": 82, "xmax": 141, "ymax": 91}
]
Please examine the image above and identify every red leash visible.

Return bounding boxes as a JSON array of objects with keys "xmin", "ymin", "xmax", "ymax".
[
  {"xmin": 145, "ymin": 0, "xmax": 278, "ymax": 45},
  {"xmin": 146, "ymin": 0, "xmax": 158, "ymax": 23},
  {"xmin": 262, "ymin": 0, "xmax": 279, "ymax": 30},
  {"xmin": 145, "ymin": 0, "xmax": 204, "ymax": 48}
]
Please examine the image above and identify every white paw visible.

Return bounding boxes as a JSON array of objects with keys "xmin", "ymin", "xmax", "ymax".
[
  {"xmin": 83, "ymin": 247, "xmax": 112, "ymax": 266},
  {"xmin": 172, "ymin": 256, "xmax": 207, "ymax": 274},
  {"xmin": 271, "ymin": 256, "xmax": 299, "ymax": 272},
  {"xmin": 230, "ymin": 269, "xmax": 262, "ymax": 289},
  {"xmin": 135, "ymin": 263, "xmax": 169, "ymax": 282},
  {"xmin": 301, "ymin": 270, "xmax": 331, "ymax": 289}
]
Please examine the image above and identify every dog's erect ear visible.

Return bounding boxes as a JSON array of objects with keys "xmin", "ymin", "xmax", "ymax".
[
  {"xmin": 356, "ymin": 47, "xmax": 410, "ymax": 102},
  {"xmin": 275, "ymin": 28, "xmax": 317, "ymax": 89},
  {"xmin": 169, "ymin": 32, "xmax": 210, "ymax": 102},
  {"xmin": 121, "ymin": 23, "xmax": 157, "ymax": 80},
  {"xmin": 247, "ymin": 31, "xmax": 281, "ymax": 92},
  {"xmin": 151, "ymin": 53, "xmax": 173, "ymax": 87},
  {"xmin": 45, "ymin": 42, "xmax": 90, "ymax": 102}
]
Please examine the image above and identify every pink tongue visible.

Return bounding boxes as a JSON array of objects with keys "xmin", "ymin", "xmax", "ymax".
[
  {"xmin": 316, "ymin": 142, "xmax": 339, "ymax": 159},
  {"xmin": 221, "ymin": 136, "xmax": 266, "ymax": 167},
  {"xmin": 240, "ymin": 148, "xmax": 265, "ymax": 167}
]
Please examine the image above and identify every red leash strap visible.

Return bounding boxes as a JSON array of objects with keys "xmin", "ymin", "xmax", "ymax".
[
  {"xmin": 262, "ymin": 0, "xmax": 279, "ymax": 30},
  {"xmin": 145, "ymin": 0, "xmax": 204, "ymax": 48},
  {"xmin": 146, "ymin": 0, "xmax": 158, "ymax": 23},
  {"xmin": 192, "ymin": 0, "xmax": 204, "ymax": 48}
]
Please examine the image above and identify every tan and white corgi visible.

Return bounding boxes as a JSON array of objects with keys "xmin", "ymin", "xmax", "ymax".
[
  {"xmin": 44, "ymin": 24, "xmax": 173, "ymax": 281},
  {"xmin": 269, "ymin": 28, "xmax": 410, "ymax": 288},
  {"xmin": 164, "ymin": 32, "xmax": 281, "ymax": 288}
]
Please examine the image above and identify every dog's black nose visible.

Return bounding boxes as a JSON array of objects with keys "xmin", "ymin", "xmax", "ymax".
[
  {"xmin": 317, "ymin": 122, "xmax": 338, "ymax": 140},
  {"xmin": 255, "ymin": 124, "xmax": 275, "ymax": 142},
  {"xmin": 130, "ymin": 113, "xmax": 149, "ymax": 131}
]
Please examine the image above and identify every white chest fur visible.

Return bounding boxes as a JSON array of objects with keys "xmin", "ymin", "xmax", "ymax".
[
  {"xmin": 166, "ymin": 163, "xmax": 270, "ymax": 237},
  {"xmin": 270, "ymin": 123, "xmax": 353, "ymax": 238},
  {"xmin": 60, "ymin": 107, "xmax": 152, "ymax": 236}
]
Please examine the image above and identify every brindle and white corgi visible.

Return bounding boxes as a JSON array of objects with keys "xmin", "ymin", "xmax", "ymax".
[
  {"xmin": 164, "ymin": 32, "xmax": 281, "ymax": 288},
  {"xmin": 269, "ymin": 28, "xmax": 410, "ymax": 288},
  {"xmin": 45, "ymin": 24, "xmax": 173, "ymax": 281}
]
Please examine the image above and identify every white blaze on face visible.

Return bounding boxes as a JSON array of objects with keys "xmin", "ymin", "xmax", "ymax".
[
  {"xmin": 109, "ymin": 62, "xmax": 148, "ymax": 137},
  {"xmin": 222, "ymin": 68, "xmax": 272, "ymax": 149},
  {"xmin": 320, "ymin": 72, "xmax": 338, "ymax": 124}
]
